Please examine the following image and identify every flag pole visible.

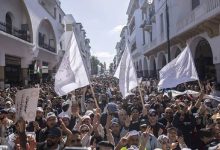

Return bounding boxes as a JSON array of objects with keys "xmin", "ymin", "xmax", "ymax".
[
  {"xmin": 198, "ymin": 80, "xmax": 203, "ymax": 92},
  {"xmin": 138, "ymin": 85, "xmax": 145, "ymax": 109},
  {"xmin": 89, "ymin": 84, "xmax": 99, "ymax": 109}
]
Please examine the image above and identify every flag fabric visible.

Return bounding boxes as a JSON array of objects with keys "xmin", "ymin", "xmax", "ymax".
[
  {"xmin": 158, "ymin": 46, "xmax": 199, "ymax": 89},
  {"xmin": 114, "ymin": 45, "xmax": 138, "ymax": 98},
  {"xmin": 34, "ymin": 60, "xmax": 42, "ymax": 76},
  {"xmin": 15, "ymin": 88, "xmax": 40, "ymax": 122},
  {"xmin": 54, "ymin": 32, "xmax": 90, "ymax": 96},
  {"xmin": 170, "ymin": 89, "xmax": 220, "ymax": 102},
  {"xmin": 34, "ymin": 61, "xmax": 37, "ymax": 74}
]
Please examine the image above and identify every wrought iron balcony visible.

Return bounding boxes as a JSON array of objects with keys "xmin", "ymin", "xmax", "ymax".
[
  {"xmin": 0, "ymin": 21, "xmax": 31, "ymax": 42},
  {"xmin": 140, "ymin": 19, "xmax": 152, "ymax": 32},
  {"xmin": 149, "ymin": 7, "xmax": 156, "ymax": 22},
  {"xmin": 38, "ymin": 40, "xmax": 56, "ymax": 53}
]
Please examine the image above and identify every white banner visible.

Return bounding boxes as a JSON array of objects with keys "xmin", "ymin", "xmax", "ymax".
[
  {"xmin": 170, "ymin": 90, "xmax": 220, "ymax": 102},
  {"xmin": 158, "ymin": 46, "xmax": 199, "ymax": 89},
  {"xmin": 15, "ymin": 88, "xmax": 40, "ymax": 122},
  {"xmin": 114, "ymin": 43, "xmax": 138, "ymax": 98},
  {"xmin": 55, "ymin": 32, "xmax": 90, "ymax": 96}
]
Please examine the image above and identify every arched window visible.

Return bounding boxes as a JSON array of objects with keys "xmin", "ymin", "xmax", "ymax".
[{"xmin": 6, "ymin": 13, "xmax": 12, "ymax": 34}]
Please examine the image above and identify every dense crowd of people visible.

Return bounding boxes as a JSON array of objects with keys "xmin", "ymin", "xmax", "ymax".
[{"xmin": 0, "ymin": 76, "xmax": 220, "ymax": 150}]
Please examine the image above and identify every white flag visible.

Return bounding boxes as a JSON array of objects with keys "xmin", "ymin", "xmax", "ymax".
[
  {"xmin": 15, "ymin": 88, "xmax": 40, "ymax": 122},
  {"xmin": 158, "ymin": 46, "xmax": 199, "ymax": 89},
  {"xmin": 55, "ymin": 32, "xmax": 90, "ymax": 96},
  {"xmin": 114, "ymin": 45, "xmax": 138, "ymax": 98}
]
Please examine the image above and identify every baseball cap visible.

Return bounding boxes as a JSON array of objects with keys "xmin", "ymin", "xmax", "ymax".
[
  {"xmin": 36, "ymin": 107, "xmax": 43, "ymax": 112},
  {"xmin": 107, "ymin": 102, "xmax": 118, "ymax": 113},
  {"xmin": 85, "ymin": 110, "xmax": 94, "ymax": 116},
  {"xmin": 60, "ymin": 113, "xmax": 70, "ymax": 119},
  {"xmin": 139, "ymin": 119, "xmax": 147, "ymax": 127},
  {"xmin": 5, "ymin": 101, "xmax": 11, "ymax": 105},
  {"xmin": 46, "ymin": 112, "xmax": 56, "ymax": 120},
  {"xmin": 111, "ymin": 118, "xmax": 120, "ymax": 125},
  {"xmin": 47, "ymin": 127, "xmax": 62, "ymax": 137},
  {"xmin": 128, "ymin": 130, "xmax": 139, "ymax": 137},
  {"xmin": 81, "ymin": 115, "xmax": 90, "ymax": 121},
  {"xmin": 149, "ymin": 109, "xmax": 157, "ymax": 116}
]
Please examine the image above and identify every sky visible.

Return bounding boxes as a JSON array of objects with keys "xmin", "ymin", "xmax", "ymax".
[{"xmin": 60, "ymin": 0, "xmax": 129, "ymax": 68}]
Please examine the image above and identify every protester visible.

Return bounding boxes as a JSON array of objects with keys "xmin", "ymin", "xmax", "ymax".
[{"xmin": 0, "ymin": 76, "xmax": 219, "ymax": 150}]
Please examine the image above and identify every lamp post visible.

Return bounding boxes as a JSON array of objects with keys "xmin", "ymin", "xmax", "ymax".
[{"xmin": 147, "ymin": 0, "xmax": 171, "ymax": 62}]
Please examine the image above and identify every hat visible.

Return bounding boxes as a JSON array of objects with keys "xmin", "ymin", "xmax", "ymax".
[
  {"xmin": 81, "ymin": 115, "xmax": 90, "ymax": 121},
  {"xmin": 46, "ymin": 112, "xmax": 56, "ymax": 120},
  {"xmin": 5, "ymin": 101, "xmax": 11, "ymax": 105},
  {"xmin": 140, "ymin": 119, "xmax": 147, "ymax": 127},
  {"xmin": 158, "ymin": 135, "xmax": 169, "ymax": 144},
  {"xmin": 128, "ymin": 130, "xmax": 139, "ymax": 137},
  {"xmin": 111, "ymin": 118, "xmax": 120, "ymax": 125},
  {"xmin": 149, "ymin": 109, "xmax": 157, "ymax": 115},
  {"xmin": 60, "ymin": 113, "xmax": 70, "ymax": 119},
  {"xmin": 47, "ymin": 127, "xmax": 62, "ymax": 137},
  {"xmin": 107, "ymin": 102, "xmax": 118, "ymax": 113},
  {"xmin": 36, "ymin": 107, "xmax": 43, "ymax": 112},
  {"xmin": 85, "ymin": 110, "xmax": 94, "ymax": 116}
]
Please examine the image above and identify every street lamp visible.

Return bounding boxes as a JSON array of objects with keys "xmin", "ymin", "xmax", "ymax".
[{"xmin": 147, "ymin": 0, "xmax": 171, "ymax": 62}]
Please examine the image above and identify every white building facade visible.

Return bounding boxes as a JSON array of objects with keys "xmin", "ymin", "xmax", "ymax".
[
  {"xmin": 124, "ymin": 0, "xmax": 220, "ymax": 83},
  {"xmin": 115, "ymin": 26, "xmax": 127, "ymax": 68},
  {"xmin": 0, "ymin": 0, "xmax": 91, "ymax": 88}
]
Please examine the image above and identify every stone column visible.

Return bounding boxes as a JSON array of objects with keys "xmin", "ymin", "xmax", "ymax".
[
  {"xmin": 215, "ymin": 63, "xmax": 220, "ymax": 84},
  {"xmin": 21, "ymin": 68, "xmax": 28, "ymax": 86},
  {"xmin": 21, "ymin": 58, "xmax": 30, "ymax": 86},
  {"xmin": 0, "ymin": 51, "xmax": 5, "ymax": 89},
  {"xmin": 0, "ymin": 66, "xmax": 5, "ymax": 89}
]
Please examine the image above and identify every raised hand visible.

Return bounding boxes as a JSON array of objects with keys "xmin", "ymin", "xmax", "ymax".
[
  {"xmin": 140, "ymin": 127, "xmax": 151, "ymax": 150},
  {"xmin": 124, "ymin": 115, "xmax": 131, "ymax": 128},
  {"xmin": 170, "ymin": 142, "xmax": 178, "ymax": 150},
  {"xmin": 142, "ymin": 107, "xmax": 148, "ymax": 116},
  {"xmin": 33, "ymin": 121, "xmax": 40, "ymax": 131},
  {"xmin": 105, "ymin": 114, "xmax": 112, "ymax": 129}
]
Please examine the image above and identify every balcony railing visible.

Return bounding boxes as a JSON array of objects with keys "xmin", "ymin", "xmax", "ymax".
[
  {"xmin": 207, "ymin": 0, "xmax": 220, "ymax": 12},
  {"xmin": 149, "ymin": 7, "xmax": 155, "ymax": 21},
  {"xmin": 39, "ymin": 41, "xmax": 56, "ymax": 53},
  {"xmin": 0, "ymin": 21, "xmax": 31, "ymax": 42},
  {"xmin": 176, "ymin": 0, "xmax": 220, "ymax": 33},
  {"xmin": 140, "ymin": 19, "xmax": 152, "ymax": 32}
]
